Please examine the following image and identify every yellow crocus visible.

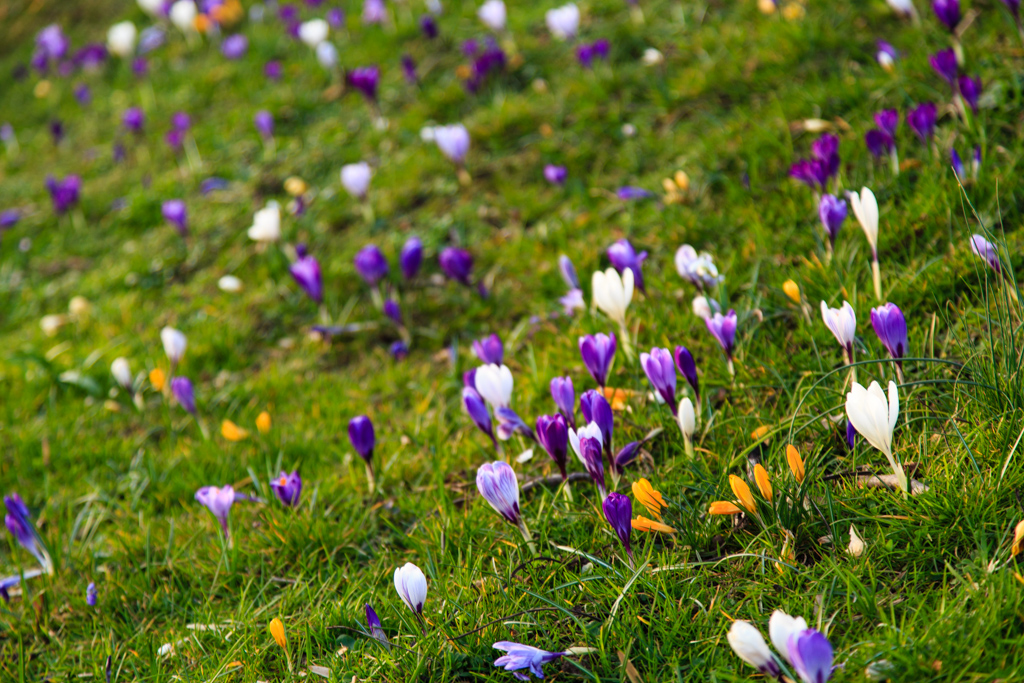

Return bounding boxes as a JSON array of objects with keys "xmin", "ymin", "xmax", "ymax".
[
  {"xmin": 754, "ymin": 464, "xmax": 773, "ymax": 502},
  {"xmin": 632, "ymin": 516, "xmax": 676, "ymax": 534},
  {"xmin": 1012, "ymin": 520, "xmax": 1024, "ymax": 557},
  {"xmin": 730, "ymin": 475, "xmax": 756, "ymax": 514},
  {"xmin": 149, "ymin": 368, "xmax": 166, "ymax": 392},
  {"xmin": 708, "ymin": 501, "xmax": 743, "ymax": 515},
  {"xmin": 787, "ymin": 444, "xmax": 805, "ymax": 483},
  {"xmin": 269, "ymin": 618, "xmax": 287, "ymax": 649},
  {"xmin": 256, "ymin": 411, "xmax": 272, "ymax": 435},
  {"xmin": 631, "ymin": 478, "xmax": 667, "ymax": 520},
  {"xmin": 751, "ymin": 425, "xmax": 770, "ymax": 441},
  {"xmin": 783, "ymin": 280, "xmax": 801, "ymax": 304},
  {"xmin": 221, "ymin": 420, "xmax": 250, "ymax": 441}
]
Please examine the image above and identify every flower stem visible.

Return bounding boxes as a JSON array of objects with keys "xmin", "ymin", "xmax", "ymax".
[
  {"xmin": 872, "ymin": 259, "xmax": 882, "ymax": 302},
  {"xmin": 517, "ymin": 519, "xmax": 538, "ymax": 556},
  {"xmin": 365, "ymin": 462, "xmax": 376, "ymax": 495}
]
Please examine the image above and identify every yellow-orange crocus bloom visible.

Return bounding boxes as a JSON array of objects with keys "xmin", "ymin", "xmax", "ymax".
[
  {"xmin": 632, "ymin": 478, "xmax": 667, "ymax": 520},
  {"xmin": 1012, "ymin": 520, "xmax": 1024, "ymax": 557},
  {"xmin": 783, "ymin": 280, "xmax": 801, "ymax": 304},
  {"xmin": 269, "ymin": 618, "xmax": 286, "ymax": 649},
  {"xmin": 708, "ymin": 501, "xmax": 743, "ymax": 515},
  {"xmin": 787, "ymin": 445, "xmax": 805, "ymax": 483},
  {"xmin": 632, "ymin": 516, "xmax": 676, "ymax": 533},
  {"xmin": 750, "ymin": 425, "xmax": 770, "ymax": 441},
  {"xmin": 730, "ymin": 475, "xmax": 756, "ymax": 514},
  {"xmin": 754, "ymin": 464, "xmax": 773, "ymax": 502},
  {"xmin": 149, "ymin": 368, "xmax": 166, "ymax": 392},
  {"xmin": 256, "ymin": 411, "xmax": 272, "ymax": 434},
  {"xmin": 221, "ymin": 420, "xmax": 250, "ymax": 441}
]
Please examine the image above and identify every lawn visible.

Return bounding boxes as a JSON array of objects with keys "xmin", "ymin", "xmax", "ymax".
[{"xmin": 2, "ymin": 0, "xmax": 1024, "ymax": 680}]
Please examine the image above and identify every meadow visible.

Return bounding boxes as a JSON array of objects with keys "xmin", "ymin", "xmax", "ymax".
[{"xmin": 2, "ymin": 0, "xmax": 1024, "ymax": 680}]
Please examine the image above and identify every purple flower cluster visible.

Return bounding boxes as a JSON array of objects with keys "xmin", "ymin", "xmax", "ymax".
[
  {"xmin": 789, "ymin": 134, "xmax": 840, "ymax": 190},
  {"xmin": 463, "ymin": 39, "xmax": 506, "ymax": 93}
]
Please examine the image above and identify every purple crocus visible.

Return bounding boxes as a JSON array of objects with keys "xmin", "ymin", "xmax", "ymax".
[
  {"xmin": 384, "ymin": 299, "xmax": 402, "ymax": 325},
  {"xmin": 959, "ymin": 75, "xmax": 981, "ymax": 113},
  {"xmin": 354, "ymin": 244, "xmax": 389, "ymax": 286},
  {"xmin": 818, "ymin": 194, "xmax": 847, "ymax": 248},
  {"xmin": 496, "ymin": 407, "xmax": 535, "ymax": 442},
  {"xmin": 401, "ymin": 54, "xmax": 417, "ymax": 82},
  {"xmin": 579, "ymin": 389, "xmax": 614, "ymax": 459},
  {"xmin": 932, "ymin": 0, "xmax": 960, "ymax": 31},
  {"xmin": 86, "ymin": 582, "xmax": 97, "ymax": 606},
  {"xmin": 463, "ymin": 387, "xmax": 496, "ymax": 446},
  {"xmin": 476, "ymin": 461, "xmax": 522, "ymax": 525},
  {"xmin": 559, "ymin": 255, "xmax": 580, "ymax": 289},
  {"xmin": 602, "ymin": 492, "xmax": 633, "ymax": 562},
  {"xmin": 1002, "ymin": 0, "xmax": 1021, "ymax": 20},
  {"xmin": 0, "ymin": 209, "xmax": 19, "ymax": 230},
  {"xmin": 171, "ymin": 111, "xmax": 191, "ymax": 132},
  {"xmin": 419, "ymin": 14, "xmax": 438, "ymax": 38},
  {"xmin": 493, "ymin": 642, "xmax": 568, "ymax": 681},
  {"xmin": 221, "ymin": 34, "xmax": 248, "ymax": 59},
  {"xmin": 640, "ymin": 347, "xmax": 677, "ymax": 412},
  {"xmin": 35, "ymin": 24, "xmax": 69, "ymax": 62},
  {"xmin": 400, "ymin": 236, "xmax": 423, "ymax": 280},
  {"xmin": 706, "ymin": 309, "xmax": 738, "ymax": 365},
  {"xmin": 348, "ymin": 415, "xmax": 375, "ymax": 466},
  {"xmin": 811, "ymin": 134, "xmax": 840, "ymax": 180},
  {"xmin": 132, "ymin": 57, "xmax": 148, "ymax": 77},
  {"xmin": 846, "ymin": 420, "xmax": 857, "ymax": 449},
  {"xmin": 536, "ymin": 414, "xmax": 569, "ymax": 479},
  {"xmin": 673, "ymin": 346, "xmax": 700, "ymax": 405},
  {"xmin": 571, "ymin": 425, "xmax": 606, "ymax": 497},
  {"xmin": 270, "ymin": 471, "xmax": 302, "ymax": 507},
  {"xmin": 4, "ymin": 494, "xmax": 51, "ymax": 572},
  {"xmin": 870, "ymin": 303, "xmax": 908, "ymax": 371},
  {"xmin": 439, "ymin": 247, "xmax": 473, "ymax": 286},
  {"xmin": 616, "ymin": 186, "xmax": 655, "ymax": 200},
  {"xmin": 875, "ymin": 109, "xmax": 899, "ymax": 137},
  {"xmin": 788, "ymin": 629, "xmax": 834, "ymax": 683},
  {"xmin": 265, "ymin": 60, "xmax": 283, "ymax": 80},
  {"xmin": 327, "ymin": 8, "xmax": 346, "ymax": 27},
  {"xmin": 170, "ymin": 376, "xmax": 197, "ymax": 414},
  {"xmin": 254, "ymin": 110, "xmax": 274, "ymax": 139},
  {"xmin": 472, "ymin": 334, "xmax": 504, "ymax": 365},
  {"xmin": 549, "ymin": 376, "xmax": 575, "ymax": 428},
  {"xmin": 45, "ymin": 176, "xmax": 81, "ymax": 215},
  {"xmin": 365, "ymin": 603, "xmax": 391, "ymax": 650},
  {"xmin": 123, "ymin": 107, "xmax": 145, "ymax": 134},
  {"xmin": 970, "ymin": 234, "xmax": 1001, "ymax": 276},
  {"xmin": 865, "ymin": 130, "xmax": 894, "ymax": 158},
  {"xmin": 290, "ymin": 245, "xmax": 324, "ymax": 303},
  {"xmin": 347, "ymin": 66, "xmax": 380, "ymax": 102},
  {"xmin": 74, "ymin": 83, "xmax": 92, "ymax": 106},
  {"xmin": 195, "ymin": 485, "xmax": 235, "ymax": 537},
  {"xmin": 48, "ymin": 120, "xmax": 64, "ymax": 146},
  {"xmin": 389, "ymin": 340, "xmax": 409, "ymax": 360},
  {"xmin": 577, "ymin": 40, "xmax": 610, "ymax": 68},
  {"xmin": 789, "ymin": 159, "xmax": 828, "ymax": 190},
  {"xmin": 951, "ymin": 148, "xmax": 965, "ymax": 179},
  {"xmin": 544, "ymin": 165, "xmax": 568, "ymax": 185},
  {"xmin": 162, "ymin": 199, "xmax": 187, "ymax": 237},
  {"xmin": 607, "ymin": 239, "xmax": 648, "ymax": 293},
  {"xmin": 907, "ymin": 103, "xmax": 937, "ymax": 143},
  {"xmin": 929, "ymin": 48, "xmax": 957, "ymax": 88},
  {"xmin": 579, "ymin": 333, "xmax": 616, "ymax": 387}
]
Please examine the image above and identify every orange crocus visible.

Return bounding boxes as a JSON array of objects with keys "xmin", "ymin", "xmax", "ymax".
[
  {"xmin": 269, "ymin": 618, "xmax": 286, "ymax": 649},
  {"xmin": 729, "ymin": 475, "xmax": 756, "ymax": 514},
  {"xmin": 149, "ymin": 368, "xmax": 167, "ymax": 392},
  {"xmin": 754, "ymin": 464, "xmax": 773, "ymax": 502},
  {"xmin": 631, "ymin": 478, "xmax": 666, "ymax": 520},
  {"xmin": 708, "ymin": 501, "xmax": 743, "ymax": 515},
  {"xmin": 221, "ymin": 420, "xmax": 250, "ymax": 441},
  {"xmin": 632, "ymin": 516, "xmax": 676, "ymax": 533},
  {"xmin": 256, "ymin": 411, "xmax": 272, "ymax": 435},
  {"xmin": 787, "ymin": 445, "xmax": 805, "ymax": 483}
]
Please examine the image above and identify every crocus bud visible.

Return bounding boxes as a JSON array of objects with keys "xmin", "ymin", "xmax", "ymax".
[
  {"xmin": 932, "ymin": 0, "xmax": 960, "ymax": 30},
  {"xmin": 270, "ymin": 471, "xmax": 302, "ymax": 507},
  {"xmin": 86, "ymin": 582, "xmax": 97, "ymax": 606},
  {"xmin": 475, "ymin": 364, "xmax": 513, "ymax": 409},
  {"xmin": 535, "ymin": 414, "xmax": 569, "ymax": 479},
  {"xmin": 400, "ymin": 236, "xmax": 423, "ymax": 280},
  {"xmin": 434, "ymin": 124, "xmax": 470, "ymax": 164},
  {"xmin": 169, "ymin": 1, "xmax": 198, "ymax": 33},
  {"xmin": 569, "ymin": 423, "xmax": 606, "ymax": 497},
  {"xmin": 161, "ymin": 326, "xmax": 187, "ymax": 366},
  {"xmin": 316, "ymin": 42, "xmax": 338, "ymax": 69},
  {"xmin": 970, "ymin": 234, "xmax": 1001, "ymax": 275},
  {"xmin": 692, "ymin": 295, "xmax": 712, "ymax": 320},
  {"xmin": 162, "ymin": 199, "xmax": 188, "ymax": 237},
  {"xmin": 248, "ymin": 201, "xmax": 281, "ymax": 242},
  {"xmin": 820, "ymin": 300, "xmax": 856, "ymax": 358},
  {"xmin": 366, "ymin": 603, "xmax": 391, "ymax": 650},
  {"xmin": 170, "ymin": 376, "xmax": 196, "ymax": 414},
  {"xmin": 195, "ymin": 485, "xmax": 234, "ymax": 537},
  {"xmin": 929, "ymin": 48, "xmax": 957, "ymax": 87},
  {"xmin": 706, "ymin": 310, "xmax": 738, "ymax": 361},
  {"xmin": 290, "ymin": 248, "xmax": 323, "ymax": 303},
  {"xmin": 818, "ymin": 194, "xmax": 847, "ymax": 248},
  {"xmin": 602, "ymin": 492, "xmax": 633, "ymax": 560},
  {"xmin": 907, "ymin": 102, "xmax": 937, "ymax": 143},
  {"xmin": 959, "ymin": 75, "xmax": 981, "ymax": 113},
  {"xmin": 384, "ymin": 299, "xmax": 402, "ymax": 324},
  {"xmin": 341, "ymin": 162, "xmax": 372, "ymax": 198},
  {"xmin": 678, "ymin": 398, "xmax": 695, "ymax": 441},
  {"xmin": 768, "ymin": 610, "xmax": 807, "ymax": 664},
  {"xmin": 673, "ymin": 346, "xmax": 700, "ymax": 405},
  {"xmin": 870, "ymin": 302, "xmax": 908, "ymax": 368},
  {"xmin": 578, "ymin": 333, "xmax": 616, "ymax": 387},
  {"xmin": 495, "ymin": 407, "xmax": 535, "ymax": 442},
  {"xmin": 549, "ymin": 376, "xmax": 575, "ymax": 428},
  {"xmin": 727, "ymin": 621, "xmax": 780, "ymax": 676},
  {"xmin": 848, "ymin": 524, "xmax": 866, "ymax": 557},
  {"xmin": 348, "ymin": 415, "xmax": 375, "ymax": 465},
  {"xmin": 254, "ymin": 110, "xmax": 274, "ymax": 139},
  {"xmin": 558, "ymin": 254, "xmax": 580, "ymax": 289},
  {"xmin": 545, "ymin": 3, "xmax": 579, "ymax": 40},
  {"xmin": 478, "ymin": 0, "xmax": 507, "ymax": 31},
  {"xmin": 476, "ymin": 461, "xmax": 522, "ymax": 525},
  {"xmin": 107, "ymin": 21, "xmax": 138, "ymax": 57},
  {"xmin": 393, "ymin": 562, "xmax": 427, "ymax": 615},
  {"xmin": 544, "ymin": 164, "xmax": 568, "ymax": 185},
  {"xmin": 463, "ymin": 387, "xmax": 496, "ymax": 445},
  {"xmin": 788, "ymin": 629, "xmax": 834, "ymax": 683},
  {"xmin": 221, "ymin": 34, "xmax": 248, "ymax": 59},
  {"xmin": 579, "ymin": 389, "xmax": 613, "ymax": 453},
  {"xmin": 640, "ymin": 347, "xmax": 677, "ymax": 412},
  {"xmin": 876, "ymin": 41, "xmax": 897, "ymax": 71},
  {"xmin": 353, "ymin": 244, "xmax": 389, "ymax": 285},
  {"xmin": 786, "ymin": 444, "xmax": 805, "ymax": 482},
  {"xmin": 439, "ymin": 247, "xmax": 473, "ymax": 285},
  {"xmin": 472, "ymin": 334, "xmax": 504, "ymax": 365},
  {"xmin": 592, "ymin": 267, "xmax": 633, "ymax": 328},
  {"xmin": 111, "ymin": 357, "xmax": 133, "ymax": 392},
  {"xmin": 298, "ymin": 18, "xmax": 329, "ymax": 46}
]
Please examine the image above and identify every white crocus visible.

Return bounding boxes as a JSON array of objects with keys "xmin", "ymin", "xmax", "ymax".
[
  {"xmin": 592, "ymin": 267, "xmax": 634, "ymax": 357},
  {"xmin": 107, "ymin": 21, "xmax": 138, "ymax": 58},
  {"xmin": 169, "ymin": 0, "xmax": 198, "ymax": 33},
  {"xmin": 849, "ymin": 187, "xmax": 882, "ymax": 300},
  {"xmin": 885, "ymin": 0, "xmax": 917, "ymax": 17},
  {"xmin": 298, "ymin": 19, "xmax": 329, "ymax": 48},
  {"xmin": 341, "ymin": 162, "xmax": 372, "ymax": 199},
  {"xmin": 137, "ymin": 0, "xmax": 164, "ymax": 15},
  {"xmin": 820, "ymin": 300, "xmax": 857, "ymax": 378},
  {"xmin": 218, "ymin": 275, "xmax": 243, "ymax": 293},
  {"xmin": 40, "ymin": 314, "xmax": 66, "ymax": 337},
  {"xmin": 393, "ymin": 563, "xmax": 428, "ymax": 616},
  {"xmin": 677, "ymin": 397, "xmax": 695, "ymax": 457},
  {"xmin": 247, "ymin": 201, "xmax": 281, "ymax": 242},
  {"xmin": 161, "ymin": 326, "xmax": 187, "ymax": 367},
  {"xmin": 727, "ymin": 621, "xmax": 779, "ymax": 676},
  {"xmin": 111, "ymin": 357, "xmax": 133, "ymax": 392},
  {"xmin": 475, "ymin": 364, "xmax": 513, "ymax": 409},
  {"xmin": 768, "ymin": 610, "xmax": 807, "ymax": 665},
  {"xmin": 478, "ymin": 0, "xmax": 507, "ymax": 31},
  {"xmin": 848, "ymin": 525, "xmax": 866, "ymax": 557},
  {"xmin": 846, "ymin": 380, "xmax": 906, "ymax": 494},
  {"xmin": 316, "ymin": 42, "xmax": 338, "ymax": 70},
  {"xmin": 545, "ymin": 3, "xmax": 580, "ymax": 40}
]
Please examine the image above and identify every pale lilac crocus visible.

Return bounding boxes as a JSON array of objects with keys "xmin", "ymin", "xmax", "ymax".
[
  {"xmin": 706, "ymin": 309, "xmax": 738, "ymax": 374},
  {"xmin": 393, "ymin": 562, "xmax": 427, "ymax": 619},
  {"xmin": 434, "ymin": 124, "xmax": 470, "ymax": 165},
  {"xmin": 341, "ymin": 162, "xmax": 372, "ymax": 199},
  {"xmin": 363, "ymin": 0, "xmax": 387, "ymax": 24},
  {"xmin": 221, "ymin": 34, "xmax": 248, "ymax": 59},
  {"xmin": 195, "ymin": 485, "xmax": 236, "ymax": 538},
  {"xmin": 545, "ymin": 3, "xmax": 580, "ymax": 40},
  {"xmin": 493, "ymin": 642, "xmax": 568, "ymax": 681},
  {"xmin": 579, "ymin": 333, "xmax": 616, "ymax": 387},
  {"xmin": 640, "ymin": 347, "xmax": 677, "ymax": 412},
  {"xmin": 820, "ymin": 300, "xmax": 856, "ymax": 365},
  {"xmin": 788, "ymin": 629, "xmax": 834, "ymax": 683},
  {"xmin": 254, "ymin": 110, "xmax": 274, "ymax": 139},
  {"xmin": 970, "ymin": 234, "xmax": 1001, "ymax": 276},
  {"xmin": 476, "ymin": 461, "xmax": 534, "ymax": 548}
]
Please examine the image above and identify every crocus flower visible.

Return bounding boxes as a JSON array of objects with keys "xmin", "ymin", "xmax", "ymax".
[
  {"xmin": 171, "ymin": 376, "xmax": 196, "ymax": 414},
  {"xmin": 970, "ymin": 234, "xmax": 1001, "ymax": 275},
  {"xmin": 463, "ymin": 387, "xmax": 496, "ymax": 446},
  {"xmin": 298, "ymin": 18, "xmax": 329, "ymax": 47},
  {"xmin": 161, "ymin": 326, "xmax": 187, "ymax": 367},
  {"xmin": 846, "ymin": 380, "xmax": 905, "ymax": 493},
  {"xmin": 875, "ymin": 109, "xmax": 899, "ymax": 137},
  {"xmin": 354, "ymin": 245, "xmax": 388, "ymax": 285},
  {"xmin": 549, "ymin": 376, "xmax": 575, "ymax": 428},
  {"xmin": 4, "ymin": 494, "xmax": 52, "ymax": 573},
  {"xmin": 865, "ymin": 130, "xmax": 894, "ymax": 159},
  {"xmin": 348, "ymin": 415, "xmax": 375, "ymax": 465},
  {"xmin": 123, "ymin": 107, "xmax": 145, "ymax": 133},
  {"xmin": 607, "ymin": 239, "xmax": 648, "ymax": 294},
  {"xmin": 248, "ymin": 201, "xmax": 281, "ymax": 242},
  {"xmin": 86, "ymin": 582, "xmax": 97, "ymax": 606},
  {"xmin": 820, "ymin": 300, "xmax": 856, "ymax": 361},
  {"xmin": 478, "ymin": 0, "xmax": 507, "ymax": 31},
  {"xmin": 363, "ymin": 0, "xmax": 387, "ymax": 24},
  {"xmin": 171, "ymin": 111, "xmax": 191, "ymax": 132},
  {"xmin": 476, "ymin": 461, "xmax": 523, "ymax": 525},
  {"xmin": 264, "ymin": 62, "xmax": 282, "ymax": 84},
  {"xmin": 569, "ymin": 423, "xmax": 606, "ymax": 497},
  {"xmin": 579, "ymin": 389, "xmax": 613, "ymax": 454},
  {"xmin": 849, "ymin": 186, "xmax": 881, "ymax": 300},
  {"xmin": 74, "ymin": 83, "xmax": 92, "ymax": 106},
  {"xmin": 419, "ymin": 14, "xmax": 438, "ymax": 37},
  {"xmin": 871, "ymin": 302, "xmax": 908, "ymax": 373},
  {"xmin": 270, "ymin": 471, "xmax": 302, "ymax": 507},
  {"xmin": 393, "ymin": 562, "xmax": 427, "ymax": 616},
  {"xmin": 876, "ymin": 41, "xmax": 898, "ymax": 71},
  {"xmin": 347, "ymin": 66, "xmax": 380, "ymax": 101},
  {"xmin": 35, "ymin": 24, "xmax": 69, "ymax": 62},
  {"xmin": 545, "ymin": 3, "xmax": 580, "ymax": 39},
  {"xmin": 673, "ymin": 346, "xmax": 700, "ymax": 405},
  {"xmin": 789, "ymin": 629, "xmax": 834, "ymax": 683},
  {"xmin": 341, "ymin": 162, "xmax": 372, "ymax": 199},
  {"xmin": 383, "ymin": 299, "xmax": 401, "ymax": 325},
  {"xmin": 544, "ymin": 164, "xmax": 568, "ymax": 185},
  {"xmin": 907, "ymin": 102, "xmax": 937, "ymax": 143},
  {"xmin": 602, "ymin": 492, "xmax": 633, "ymax": 561},
  {"xmin": 951, "ymin": 148, "xmax": 965, "ymax": 179},
  {"xmin": 169, "ymin": 0, "xmax": 198, "ymax": 33},
  {"xmin": 932, "ymin": 0, "xmax": 960, "ymax": 30},
  {"xmin": 592, "ymin": 267, "xmax": 633, "ymax": 331},
  {"xmin": 675, "ymin": 245, "xmax": 723, "ymax": 289},
  {"xmin": 929, "ymin": 48, "xmax": 957, "ymax": 87},
  {"xmin": 221, "ymin": 34, "xmax": 248, "ymax": 59},
  {"xmin": 472, "ymin": 334, "xmax": 504, "ymax": 365},
  {"xmin": 536, "ymin": 414, "xmax": 569, "ymax": 479},
  {"xmin": 475, "ymin": 364, "xmax": 513, "ymax": 409},
  {"xmin": 706, "ymin": 310, "xmax": 738, "ymax": 369},
  {"xmin": 818, "ymin": 194, "xmax": 847, "ymax": 250},
  {"xmin": 959, "ymin": 75, "xmax": 981, "ymax": 113},
  {"xmin": 579, "ymin": 333, "xmax": 616, "ymax": 387},
  {"xmin": 616, "ymin": 186, "xmax": 655, "ymax": 200},
  {"xmin": 434, "ymin": 124, "xmax": 470, "ymax": 164},
  {"xmin": 400, "ymin": 237, "xmax": 423, "ymax": 279},
  {"xmin": 45, "ymin": 175, "xmax": 81, "ymax": 215},
  {"xmin": 162, "ymin": 199, "xmax": 187, "ymax": 237},
  {"xmin": 885, "ymin": 0, "xmax": 917, "ymax": 17},
  {"xmin": 496, "ymin": 407, "xmax": 535, "ymax": 441},
  {"xmin": 290, "ymin": 246, "xmax": 323, "ymax": 303},
  {"xmin": 365, "ymin": 604, "xmax": 391, "ymax": 650},
  {"xmin": 401, "ymin": 54, "xmax": 417, "ymax": 82},
  {"xmin": 439, "ymin": 247, "xmax": 473, "ymax": 285},
  {"xmin": 254, "ymin": 110, "xmax": 274, "ymax": 139},
  {"xmin": 727, "ymin": 621, "xmax": 781, "ymax": 677},
  {"xmin": 195, "ymin": 485, "xmax": 235, "ymax": 537},
  {"xmin": 493, "ymin": 642, "xmax": 567, "ymax": 681},
  {"xmin": 641, "ymin": 347, "xmax": 677, "ymax": 412},
  {"xmin": 390, "ymin": 340, "xmax": 409, "ymax": 359},
  {"xmin": 789, "ymin": 159, "xmax": 828, "ymax": 189},
  {"xmin": 316, "ymin": 42, "xmax": 338, "ymax": 69},
  {"xmin": 1003, "ymin": 0, "xmax": 1022, "ymax": 19},
  {"xmin": 0, "ymin": 209, "xmax": 20, "ymax": 230},
  {"xmin": 812, "ymin": 134, "xmax": 840, "ymax": 179},
  {"xmin": 559, "ymin": 255, "xmax": 580, "ymax": 289},
  {"xmin": 111, "ymin": 357, "xmax": 133, "ymax": 392}
]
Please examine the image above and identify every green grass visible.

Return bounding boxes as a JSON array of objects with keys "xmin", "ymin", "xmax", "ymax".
[{"xmin": 2, "ymin": 0, "xmax": 1024, "ymax": 680}]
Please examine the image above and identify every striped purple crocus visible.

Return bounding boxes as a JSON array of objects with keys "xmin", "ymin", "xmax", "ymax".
[
  {"xmin": 365, "ymin": 603, "xmax": 391, "ymax": 650},
  {"xmin": 569, "ymin": 423, "xmax": 606, "ymax": 497},
  {"xmin": 476, "ymin": 461, "xmax": 522, "ymax": 525},
  {"xmin": 970, "ymin": 234, "xmax": 1001, "ymax": 276},
  {"xmin": 706, "ymin": 310, "xmax": 738, "ymax": 369},
  {"xmin": 493, "ymin": 642, "xmax": 568, "ymax": 680},
  {"xmin": 579, "ymin": 389, "xmax": 613, "ymax": 461}
]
